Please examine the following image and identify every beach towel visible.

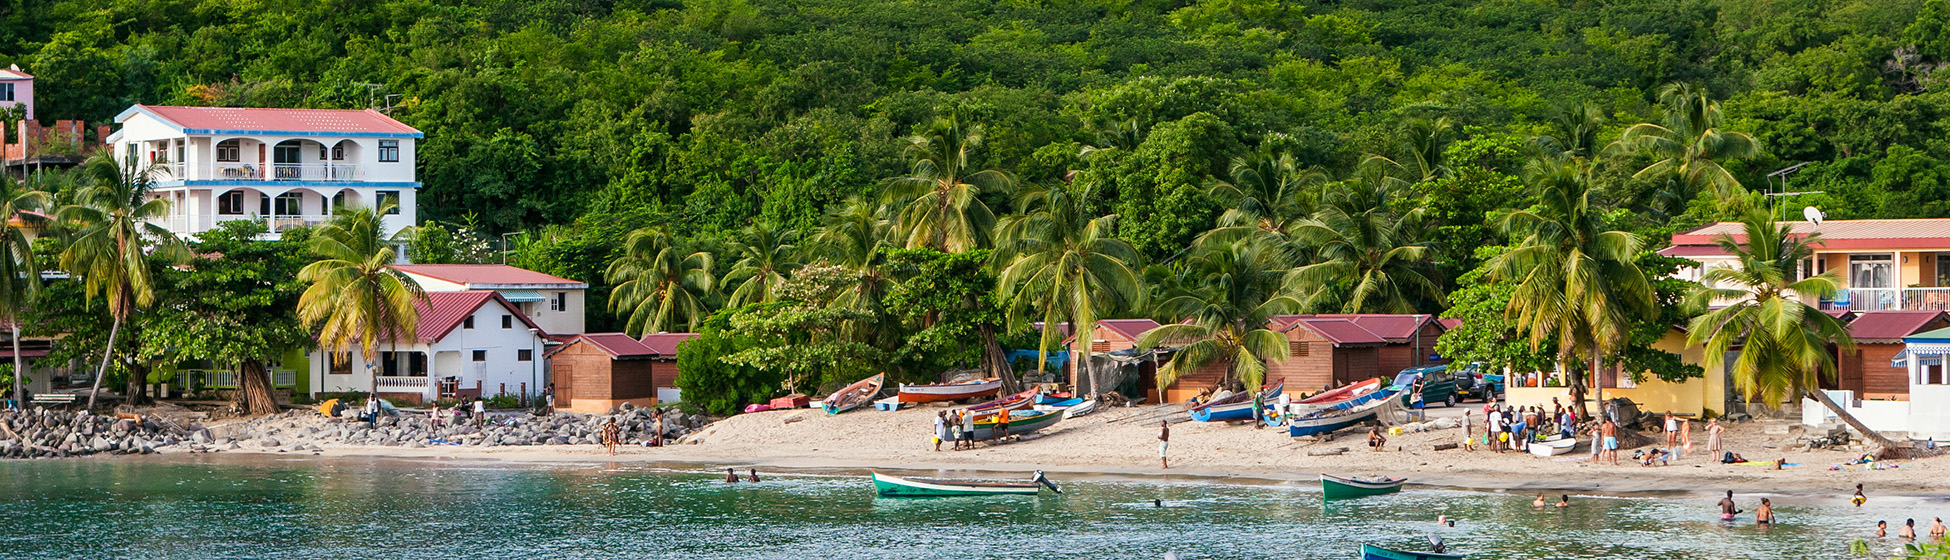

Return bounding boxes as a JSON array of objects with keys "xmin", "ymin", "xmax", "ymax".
[{"xmin": 1734, "ymin": 461, "xmax": 1799, "ymax": 467}]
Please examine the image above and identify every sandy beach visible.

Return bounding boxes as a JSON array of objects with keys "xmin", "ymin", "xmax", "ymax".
[{"xmin": 199, "ymin": 402, "xmax": 1950, "ymax": 498}]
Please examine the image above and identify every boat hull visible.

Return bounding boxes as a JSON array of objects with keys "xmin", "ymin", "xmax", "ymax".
[
  {"xmin": 969, "ymin": 409, "xmax": 1063, "ymax": 440},
  {"xmin": 1285, "ymin": 390, "xmax": 1395, "ymax": 436},
  {"xmin": 871, "ymin": 472, "xmax": 1041, "ymax": 497},
  {"xmin": 1321, "ymin": 473, "xmax": 1406, "ymax": 500},
  {"xmin": 897, "ymin": 379, "xmax": 1003, "ymax": 403},
  {"xmin": 1360, "ymin": 544, "xmax": 1466, "ymax": 560},
  {"xmin": 961, "ymin": 389, "xmax": 1039, "ymax": 421},
  {"xmin": 1189, "ymin": 400, "xmax": 1261, "ymax": 422},
  {"xmin": 822, "ymin": 373, "xmax": 885, "ymax": 415},
  {"xmin": 1527, "ymin": 436, "xmax": 1577, "ymax": 457}
]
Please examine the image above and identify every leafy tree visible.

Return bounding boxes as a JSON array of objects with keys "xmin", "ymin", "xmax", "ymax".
[
  {"xmin": 883, "ymin": 249, "xmax": 1008, "ymax": 386},
  {"xmin": 883, "ymin": 114, "xmax": 1012, "ymax": 253},
  {"xmin": 607, "ymin": 227, "xmax": 715, "ymax": 336},
  {"xmin": 58, "ymin": 153, "xmax": 188, "ymax": 409},
  {"xmin": 0, "ymin": 176, "xmax": 45, "ymax": 408},
  {"xmin": 808, "ymin": 197, "xmax": 894, "ymax": 329},
  {"xmin": 297, "ymin": 204, "xmax": 425, "ymax": 394},
  {"xmin": 1137, "ymin": 239, "xmax": 1298, "ymax": 391},
  {"xmin": 142, "ymin": 221, "xmax": 311, "ymax": 415},
  {"xmin": 1205, "ymin": 142, "xmax": 1324, "ymax": 237},
  {"xmin": 1613, "ymin": 83, "xmax": 1762, "ymax": 215},
  {"xmin": 1436, "ymin": 247, "xmax": 1560, "ymax": 376},
  {"xmin": 1288, "ymin": 172, "xmax": 1443, "ymax": 314},
  {"xmin": 1686, "ymin": 214, "xmax": 1897, "ymax": 451},
  {"xmin": 674, "ymin": 316, "xmax": 780, "ymax": 416},
  {"xmin": 996, "ymin": 182, "xmax": 1144, "ymax": 396}
]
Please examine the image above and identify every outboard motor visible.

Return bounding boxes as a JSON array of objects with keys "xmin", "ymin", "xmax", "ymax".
[
  {"xmin": 1427, "ymin": 535, "xmax": 1447, "ymax": 554},
  {"xmin": 1032, "ymin": 470, "xmax": 1062, "ymax": 494}
]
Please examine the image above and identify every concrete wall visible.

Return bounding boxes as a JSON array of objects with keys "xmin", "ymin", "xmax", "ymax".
[{"xmin": 1504, "ymin": 329, "xmax": 1725, "ymax": 417}]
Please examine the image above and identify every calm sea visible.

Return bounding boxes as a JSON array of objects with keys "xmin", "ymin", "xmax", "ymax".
[{"xmin": 0, "ymin": 455, "xmax": 1939, "ymax": 559}]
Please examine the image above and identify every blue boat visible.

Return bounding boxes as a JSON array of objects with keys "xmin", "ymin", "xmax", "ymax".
[
  {"xmin": 1285, "ymin": 387, "xmax": 1397, "ymax": 437},
  {"xmin": 1189, "ymin": 382, "xmax": 1284, "ymax": 422}
]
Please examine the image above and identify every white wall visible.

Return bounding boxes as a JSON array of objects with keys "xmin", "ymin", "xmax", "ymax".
[{"xmin": 433, "ymin": 298, "xmax": 547, "ymax": 398}]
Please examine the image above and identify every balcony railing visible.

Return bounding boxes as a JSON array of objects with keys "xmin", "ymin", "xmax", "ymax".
[
  {"xmin": 1823, "ymin": 287, "xmax": 1950, "ymax": 311},
  {"xmin": 191, "ymin": 162, "xmax": 366, "ymax": 182},
  {"xmin": 375, "ymin": 376, "xmax": 430, "ymax": 391}
]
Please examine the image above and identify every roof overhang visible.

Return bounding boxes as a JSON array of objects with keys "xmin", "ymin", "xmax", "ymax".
[{"xmin": 114, "ymin": 105, "xmax": 426, "ymax": 139}]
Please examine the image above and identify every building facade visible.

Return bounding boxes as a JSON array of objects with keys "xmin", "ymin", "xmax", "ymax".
[
  {"xmin": 110, "ymin": 105, "xmax": 421, "ymax": 239},
  {"xmin": 308, "ymin": 291, "xmax": 549, "ymax": 403},
  {"xmin": 1664, "ymin": 219, "xmax": 1950, "ymax": 312},
  {"xmin": 391, "ymin": 264, "xmax": 588, "ymax": 336}
]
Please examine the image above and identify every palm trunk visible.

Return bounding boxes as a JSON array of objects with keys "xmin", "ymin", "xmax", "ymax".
[
  {"xmin": 1805, "ymin": 387, "xmax": 1902, "ymax": 455},
  {"xmin": 1588, "ymin": 343, "xmax": 1604, "ymax": 421},
  {"xmin": 1566, "ymin": 356, "xmax": 1589, "ymax": 420},
  {"xmin": 1077, "ymin": 329, "xmax": 1097, "ymax": 398},
  {"xmin": 10, "ymin": 317, "xmax": 22, "ymax": 410},
  {"xmin": 84, "ymin": 314, "xmax": 122, "ymax": 411},
  {"xmin": 126, "ymin": 361, "xmax": 148, "ymax": 407}
]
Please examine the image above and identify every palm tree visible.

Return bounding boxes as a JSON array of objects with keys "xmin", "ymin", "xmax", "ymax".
[
  {"xmin": 297, "ymin": 204, "xmax": 425, "ymax": 395},
  {"xmin": 0, "ymin": 176, "xmax": 47, "ymax": 409},
  {"xmin": 883, "ymin": 114, "xmax": 1013, "ymax": 253},
  {"xmin": 724, "ymin": 223, "xmax": 801, "ymax": 308},
  {"xmin": 60, "ymin": 153, "xmax": 187, "ymax": 410},
  {"xmin": 996, "ymin": 181, "xmax": 1144, "ymax": 397},
  {"xmin": 1535, "ymin": 102, "xmax": 1607, "ymax": 162},
  {"xmin": 1396, "ymin": 116, "xmax": 1459, "ymax": 183},
  {"xmin": 607, "ymin": 227, "xmax": 715, "ymax": 336},
  {"xmin": 808, "ymin": 197, "xmax": 893, "ymax": 340},
  {"xmin": 1137, "ymin": 239, "xmax": 1300, "ymax": 392},
  {"xmin": 1286, "ymin": 175, "xmax": 1442, "ymax": 314},
  {"xmin": 1686, "ymin": 214, "xmax": 1899, "ymax": 451},
  {"xmin": 1204, "ymin": 144, "xmax": 1325, "ymax": 240},
  {"xmin": 1613, "ymin": 83, "xmax": 1761, "ymax": 211},
  {"xmin": 1487, "ymin": 155, "xmax": 1654, "ymax": 417}
]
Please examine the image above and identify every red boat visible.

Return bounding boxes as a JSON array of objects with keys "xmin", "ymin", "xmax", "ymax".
[
  {"xmin": 959, "ymin": 389, "xmax": 1039, "ymax": 421},
  {"xmin": 897, "ymin": 377, "xmax": 1003, "ymax": 403},
  {"xmin": 1289, "ymin": 378, "xmax": 1383, "ymax": 414}
]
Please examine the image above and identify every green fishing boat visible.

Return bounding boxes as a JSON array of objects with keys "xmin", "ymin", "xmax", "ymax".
[
  {"xmin": 1360, "ymin": 544, "xmax": 1465, "ymax": 560},
  {"xmin": 968, "ymin": 408, "xmax": 1063, "ymax": 440},
  {"xmin": 1320, "ymin": 473, "xmax": 1406, "ymax": 500},
  {"xmin": 871, "ymin": 471, "xmax": 1061, "ymax": 497}
]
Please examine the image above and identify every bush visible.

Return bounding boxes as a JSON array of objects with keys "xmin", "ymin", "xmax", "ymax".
[
  {"xmin": 677, "ymin": 315, "xmax": 783, "ymax": 416},
  {"xmin": 485, "ymin": 394, "xmax": 522, "ymax": 409}
]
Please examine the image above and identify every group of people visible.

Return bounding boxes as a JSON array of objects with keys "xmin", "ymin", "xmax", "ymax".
[
  {"xmin": 932, "ymin": 409, "xmax": 980, "ymax": 451},
  {"xmin": 598, "ymin": 409, "xmax": 670, "ymax": 455},
  {"xmin": 1467, "ymin": 398, "xmax": 1579, "ymax": 453},
  {"xmin": 426, "ymin": 397, "xmax": 491, "ymax": 429},
  {"xmin": 1879, "ymin": 518, "xmax": 1950, "ymax": 541}
]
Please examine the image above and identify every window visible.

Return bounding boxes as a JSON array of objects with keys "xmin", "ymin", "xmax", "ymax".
[
  {"xmin": 318, "ymin": 144, "xmax": 329, "ymax": 160},
  {"xmin": 518, "ymin": 349, "xmax": 533, "ymax": 362},
  {"xmin": 378, "ymin": 140, "xmax": 399, "ymax": 162},
  {"xmin": 380, "ymin": 351, "xmax": 401, "ymax": 376},
  {"xmin": 215, "ymin": 140, "xmax": 241, "ymax": 163},
  {"xmin": 329, "ymin": 354, "xmax": 352, "ymax": 375},
  {"xmin": 274, "ymin": 192, "xmax": 303, "ymax": 215},
  {"xmin": 175, "ymin": 143, "xmax": 184, "ymax": 164},
  {"xmin": 1288, "ymin": 341, "xmax": 1310, "ymax": 357},
  {"xmin": 259, "ymin": 194, "xmax": 271, "ymax": 217},
  {"xmin": 501, "ymin": 315, "xmax": 513, "ymax": 329},
  {"xmin": 332, "ymin": 143, "xmax": 345, "ymax": 161},
  {"xmin": 550, "ymin": 292, "xmax": 567, "ymax": 312},
  {"xmin": 1851, "ymin": 254, "xmax": 1894, "ymax": 289},
  {"xmin": 377, "ymin": 191, "xmax": 400, "ymax": 215},
  {"xmin": 218, "ymin": 191, "xmax": 245, "ymax": 215},
  {"xmin": 472, "ymin": 350, "xmax": 487, "ymax": 362},
  {"xmin": 463, "ymin": 316, "xmax": 475, "ymax": 329},
  {"xmin": 0, "ymin": 83, "xmax": 12, "ymax": 102}
]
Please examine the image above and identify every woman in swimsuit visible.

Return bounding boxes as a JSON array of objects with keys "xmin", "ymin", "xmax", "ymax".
[
  {"xmin": 1877, "ymin": 520, "xmax": 1888, "ymax": 538},
  {"xmin": 1901, "ymin": 519, "xmax": 1917, "ymax": 541},
  {"xmin": 1755, "ymin": 498, "xmax": 1775, "ymax": 525}
]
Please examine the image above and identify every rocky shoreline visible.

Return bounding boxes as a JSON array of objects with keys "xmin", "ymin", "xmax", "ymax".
[{"xmin": 0, "ymin": 403, "xmax": 711, "ymax": 458}]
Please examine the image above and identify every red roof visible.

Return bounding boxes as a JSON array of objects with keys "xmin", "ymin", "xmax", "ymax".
[
  {"xmin": 1656, "ymin": 245, "xmax": 1734, "ymax": 257},
  {"xmin": 391, "ymin": 264, "xmax": 585, "ymax": 288},
  {"xmin": 402, "ymin": 291, "xmax": 544, "ymax": 343},
  {"xmin": 1272, "ymin": 314, "xmax": 1435, "ymax": 341},
  {"xmin": 1825, "ymin": 309, "xmax": 1857, "ymax": 322},
  {"xmin": 0, "ymin": 68, "xmax": 30, "ymax": 80},
  {"xmin": 127, "ymin": 105, "xmax": 420, "ymax": 136},
  {"xmin": 1667, "ymin": 219, "xmax": 1950, "ymax": 257},
  {"xmin": 1438, "ymin": 318, "xmax": 1462, "ymax": 331},
  {"xmin": 1284, "ymin": 318, "xmax": 1388, "ymax": 346},
  {"xmin": 1845, "ymin": 310, "xmax": 1948, "ymax": 342},
  {"xmin": 556, "ymin": 333, "xmax": 659, "ymax": 358},
  {"xmin": 639, "ymin": 333, "xmax": 701, "ymax": 355}
]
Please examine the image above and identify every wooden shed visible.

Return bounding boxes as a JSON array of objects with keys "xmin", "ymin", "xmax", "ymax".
[
  {"xmin": 640, "ymin": 333, "xmax": 701, "ymax": 403},
  {"xmin": 1267, "ymin": 317, "xmax": 1388, "ymax": 395},
  {"xmin": 1275, "ymin": 314, "xmax": 1448, "ymax": 377},
  {"xmin": 1832, "ymin": 310, "xmax": 1950, "ymax": 399},
  {"xmin": 547, "ymin": 334, "xmax": 661, "ymax": 413}
]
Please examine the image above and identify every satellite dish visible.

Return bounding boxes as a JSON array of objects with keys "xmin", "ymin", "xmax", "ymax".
[{"xmin": 1803, "ymin": 206, "xmax": 1824, "ymax": 226}]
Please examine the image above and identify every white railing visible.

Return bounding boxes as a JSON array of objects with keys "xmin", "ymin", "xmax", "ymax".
[
  {"xmin": 269, "ymin": 214, "xmax": 330, "ymax": 233},
  {"xmin": 213, "ymin": 162, "xmax": 262, "ymax": 180},
  {"xmin": 200, "ymin": 162, "xmax": 365, "ymax": 182},
  {"xmin": 175, "ymin": 368, "xmax": 298, "ymax": 390},
  {"xmin": 375, "ymin": 376, "xmax": 430, "ymax": 390},
  {"xmin": 1828, "ymin": 287, "xmax": 1950, "ymax": 311}
]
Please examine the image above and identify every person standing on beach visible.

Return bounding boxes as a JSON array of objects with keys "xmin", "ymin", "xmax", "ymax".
[
  {"xmin": 1600, "ymin": 417, "xmax": 1619, "ymax": 465},
  {"xmin": 1461, "ymin": 410, "xmax": 1475, "ymax": 451},
  {"xmin": 1487, "ymin": 407, "xmax": 1503, "ymax": 453},
  {"xmin": 1158, "ymin": 421, "xmax": 1171, "ymax": 469},
  {"xmin": 1719, "ymin": 490, "xmax": 1739, "ymax": 521},
  {"xmin": 601, "ymin": 418, "xmax": 621, "ymax": 455},
  {"xmin": 933, "ymin": 411, "xmax": 947, "ymax": 451},
  {"xmin": 1707, "ymin": 418, "xmax": 1725, "ymax": 456},
  {"xmin": 542, "ymin": 384, "xmax": 555, "ymax": 416},
  {"xmin": 428, "ymin": 403, "xmax": 443, "ymax": 430},
  {"xmin": 949, "ymin": 411, "xmax": 965, "ymax": 450},
  {"xmin": 960, "ymin": 410, "xmax": 975, "ymax": 448},
  {"xmin": 472, "ymin": 398, "xmax": 486, "ymax": 427},
  {"xmin": 996, "ymin": 406, "xmax": 1011, "ymax": 439}
]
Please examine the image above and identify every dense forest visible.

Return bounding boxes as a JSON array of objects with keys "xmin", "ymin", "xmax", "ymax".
[{"xmin": 8, "ymin": 0, "xmax": 1950, "ymax": 411}]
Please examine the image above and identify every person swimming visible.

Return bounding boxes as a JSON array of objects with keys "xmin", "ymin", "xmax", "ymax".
[
  {"xmin": 1853, "ymin": 483, "xmax": 1867, "ymax": 507},
  {"xmin": 748, "ymin": 468, "xmax": 761, "ymax": 483},
  {"xmin": 1555, "ymin": 495, "xmax": 1570, "ymax": 508},
  {"xmin": 1877, "ymin": 520, "xmax": 1888, "ymax": 538},
  {"xmin": 1533, "ymin": 493, "xmax": 1548, "ymax": 508},
  {"xmin": 725, "ymin": 468, "xmax": 740, "ymax": 483},
  {"xmin": 1718, "ymin": 490, "xmax": 1740, "ymax": 521},
  {"xmin": 1901, "ymin": 519, "xmax": 1918, "ymax": 541}
]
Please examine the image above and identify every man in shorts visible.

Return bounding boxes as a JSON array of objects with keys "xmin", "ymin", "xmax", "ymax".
[
  {"xmin": 959, "ymin": 410, "xmax": 975, "ymax": 448},
  {"xmin": 1158, "ymin": 420, "xmax": 1171, "ymax": 469},
  {"xmin": 1600, "ymin": 417, "xmax": 1620, "ymax": 465}
]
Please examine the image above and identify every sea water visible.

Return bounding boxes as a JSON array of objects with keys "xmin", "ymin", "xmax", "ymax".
[{"xmin": 0, "ymin": 455, "xmax": 1939, "ymax": 559}]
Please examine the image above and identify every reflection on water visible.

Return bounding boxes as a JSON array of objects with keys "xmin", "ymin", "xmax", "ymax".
[{"xmin": 0, "ymin": 455, "xmax": 1938, "ymax": 559}]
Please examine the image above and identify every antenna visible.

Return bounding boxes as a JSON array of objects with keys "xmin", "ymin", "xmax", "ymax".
[
  {"xmin": 1803, "ymin": 206, "xmax": 1824, "ymax": 226},
  {"xmin": 1764, "ymin": 162, "xmax": 1817, "ymax": 221},
  {"xmin": 353, "ymin": 83, "xmax": 400, "ymax": 113}
]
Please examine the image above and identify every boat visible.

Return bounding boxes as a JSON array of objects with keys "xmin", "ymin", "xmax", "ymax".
[
  {"xmin": 1031, "ymin": 397, "xmax": 1084, "ymax": 414},
  {"xmin": 1285, "ymin": 387, "xmax": 1398, "ymax": 436},
  {"xmin": 897, "ymin": 377, "xmax": 1003, "ymax": 403},
  {"xmin": 968, "ymin": 409, "xmax": 1064, "ymax": 440},
  {"xmin": 1189, "ymin": 381, "xmax": 1285, "ymax": 422},
  {"xmin": 1320, "ymin": 473, "xmax": 1407, "ymax": 500},
  {"xmin": 961, "ymin": 389, "xmax": 1040, "ymax": 421},
  {"xmin": 871, "ymin": 470, "xmax": 1062, "ymax": 497},
  {"xmin": 1060, "ymin": 399, "xmax": 1098, "ymax": 419},
  {"xmin": 1287, "ymin": 378, "xmax": 1383, "ymax": 415},
  {"xmin": 1527, "ymin": 435, "xmax": 1578, "ymax": 457},
  {"xmin": 822, "ymin": 373, "xmax": 885, "ymax": 415},
  {"xmin": 1359, "ymin": 544, "xmax": 1465, "ymax": 560},
  {"xmin": 1033, "ymin": 392, "xmax": 1074, "ymax": 405}
]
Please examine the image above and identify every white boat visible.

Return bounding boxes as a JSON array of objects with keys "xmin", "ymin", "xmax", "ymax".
[
  {"xmin": 1287, "ymin": 390, "xmax": 1397, "ymax": 437},
  {"xmin": 897, "ymin": 378, "xmax": 1003, "ymax": 403},
  {"xmin": 1528, "ymin": 436, "xmax": 1577, "ymax": 457},
  {"xmin": 1062, "ymin": 399, "xmax": 1098, "ymax": 419}
]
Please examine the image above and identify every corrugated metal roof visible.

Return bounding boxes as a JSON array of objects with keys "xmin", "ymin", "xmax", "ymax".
[
  {"xmin": 1846, "ymin": 310, "xmax": 1948, "ymax": 342},
  {"xmin": 1287, "ymin": 318, "xmax": 1388, "ymax": 346},
  {"xmin": 639, "ymin": 333, "xmax": 701, "ymax": 355},
  {"xmin": 404, "ymin": 291, "xmax": 544, "ymax": 343},
  {"xmin": 1272, "ymin": 314, "xmax": 1434, "ymax": 341},
  {"xmin": 0, "ymin": 69, "xmax": 31, "ymax": 80},
  {"xmin": 1679, "ymin": 219, "xmax": 1950, "ymax": 240},
  {"xmin": 391, "ymin": 264, "xmax": 586, "ymax": 288},
  {"xmin": 564, "ymin": 333, "xmax": 660, "ymax": 358},
  {"xmin": 1096, "ymin": 319, "xmax": 1163, "ymax": 341},
  {"xmin": 132, "ymin": 105, "xmax": 420, "ymax": 135}
]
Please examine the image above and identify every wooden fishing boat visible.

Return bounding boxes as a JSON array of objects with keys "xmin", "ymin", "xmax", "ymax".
[
  {"xmin": 821, "ymin": 373, "xmax": 885, "ymax": 415},
  {"xmin": 1033, "ymin": 392, "xmax": 1074, "ymax": 405},
  {"xmin": 1189, "ymin": 381, "xmax": 1285, "ymax": 422},
  {"xmin": 896, "ymin": 377, "xmax": 1003, "ymax": 403},
  {"xmin": 1527, "ymin": 435, "xmax": 1578, "ymax": 457},
  {"xmin": 1031, "ymin": 397, "xmax": 1084, "ymax": 414},
  {"xmin": 1288, "ymin": 378, "xmax": 1383, "ymax": 415},
  {"xmin": 1285, "ymin": 388, "xmax": 1396, "ymax": 436},
  {"xmin": 968, "ymin": 409, "xmax": 1063, "ymax": 440},
  {"xmin": 1321, "ymin": 473, "xmax": 1407, "ymax": 500},
  {"xmin": 961, "ymin": 389, "xmax": 1039, "ymax": 421},
  {"xmin": 1062, "ymin": 399, "xmax": 1098, "ymax": 418},
  {"xmin": 871, "ymin": 470, "xmax": 1061, "ymax": 497},
  {"xmin": 1359, "ymin": 544, "xmax": 1465, "ymax": 560}
]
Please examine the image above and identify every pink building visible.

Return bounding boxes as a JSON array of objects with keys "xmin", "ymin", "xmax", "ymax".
[{"xmin": 0, "ymin": 66, "xmax": 32, "ymax": 120}]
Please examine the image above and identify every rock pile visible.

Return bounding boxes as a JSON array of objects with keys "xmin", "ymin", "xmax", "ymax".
[
  {"xmin": 0, "ymin": 408, "xmax": 189, "ymax": 458},
  {"xmin": 212, "ymin": 405, "xmax": 709, "ymax": 452}
]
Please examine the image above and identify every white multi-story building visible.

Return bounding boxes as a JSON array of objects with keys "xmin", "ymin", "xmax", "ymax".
[{"xmin": 108, "ymin": 105, "xmax": 420, "ymax": 238}]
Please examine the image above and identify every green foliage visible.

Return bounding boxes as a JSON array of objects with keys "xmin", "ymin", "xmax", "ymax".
[
  {"xmin": 882, "ymin": 248, "xmax": 1004, "ymax": 377},
  {"xmin": 406, "ymin": 220, "xmax": 494, "ymax": 264},
  {"xmin": 1436, "ymin": 247, "xmax": 1559, "ymax": 376},
  {"xmin": 139, "ymin": 220, "xmax": 313, "ymax": 374},
  {"xmin": 676, "ymin": 313, "xmax": 783, "ymax": 416}
]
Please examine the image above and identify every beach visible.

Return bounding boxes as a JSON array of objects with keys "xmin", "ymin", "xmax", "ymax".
[{"xmin": 200, "ymin": 402, "xmax": 1950, "ymax": 497}]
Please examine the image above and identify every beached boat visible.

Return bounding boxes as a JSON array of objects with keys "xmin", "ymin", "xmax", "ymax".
[
  {"xmin": 896, "ymin": 378, "xmax": 1003, "ymax": 403},
  {"xmin": 1031, "ymin": 397, "xmax": 1084, "ymax": 415},
  {"xmin": 1062, "ymin": 399, "xmax": 1099, "ymax": 418},
  {"xmin": 1359, "ymin": 544, "xmax": 1465, "ymax": 560},
  {"xmin": 968, "ymin": 408, "xmax": 1064, "ymax": 440},
  {"xmin": 1034, "ymin": 393, "xmax": 1074, "ymax": 405},
  {"xmin": 870, "ymin": 470, "xmax": 1061, "ymax": 497},
  {"xmin": 1320, "ymin": 473, "xmax": 1407, "ymax": 500},
  {"xmin": 1285, "ymin": 388, "xmax": 1397, "ymax": 437},
  {"xmin": 962, "ymin": 389, "xmax": 1039, "ymax": 421},
  {"xmin": 1287, "ymin": 378, "xmax": 1383, "ymax": 415},
  {"xmin": 1527, "ymin": 435, "xmax": 1578, "ymax": 457},
  {"xmin": 822, "ymin": 373, "xmax": 885, "ymax": 415},
  {"xmin": 1189, "ymin": 381, "xmax": 1285, "ymax": 422}
]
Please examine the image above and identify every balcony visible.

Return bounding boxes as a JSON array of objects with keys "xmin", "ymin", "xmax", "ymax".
[
  {"xmin": 1823, "ymin": 288, "xmax": 1950, "ymax": 311},
  {"xmin": 149, "ymin": 214, "xmax": 331, "ymax": 237},
  {"xmin": 148, "ymin": 162, "xmax": 368, "ymax": 182}
]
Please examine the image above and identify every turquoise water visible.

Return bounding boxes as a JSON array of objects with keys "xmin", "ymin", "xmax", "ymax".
[{"xmin": 0, "ymin": 455, "xmax": 1940, "ymax": 559}]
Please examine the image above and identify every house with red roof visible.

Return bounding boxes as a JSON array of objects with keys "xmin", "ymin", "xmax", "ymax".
[
  {"xmin": 309, "ymin": 291, "xmax": 550, "ymax": 403},
  {"xmin": 1831, "ymin": 310, "xmax": 1950, "ymax": 399},
  {"xmin": 545, "ymin": 332, "xmax": 698, "ymax": 412},
  {"xmin": 111, "ymin": 104, "xmax": 422, "ymax": 239},
  {"xmin": 1663, "ymin": 219, "xmax": 1950, "ymax": 312},
  {"xmin": 1273, "ymin": 314, "xmax": 1448, "ymax": 379},
  {"xmin": 392, "ymin": 264, "xmax": 589, "ymax": 336}
]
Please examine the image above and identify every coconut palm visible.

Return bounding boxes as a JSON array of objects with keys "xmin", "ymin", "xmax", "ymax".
[
  {"xmin": 1535, "ymin": 102, "xmax": 1607, "ymax": 162},
  {"xmin": 1613, "ymin": 83, "xmax": 1761, "ymax": 211},
  {"xmin": 1686, "ymin": 214, "xmax": 1898, "ymax": 451},
  {"xmin": 0, "ymin": 176, "xmax": 47, "ymax": 409},
  {"xmin": 1487, "ymin": 154, "xmax": 1654, "ymax": 417},
  {"xmin": 1137, "ymin": 239, "xmax": 1300, "ymax": 391},
  {"xmin": 807, "ymin": 197, "xmax": 894, "ymax": 341},
  {"xmin": 1286, "ymin": 175, "xmax": 1442, "ymax": 314},
  {"xmin": 996, "ymin": 181, "xmax": 1144, "ymax": 397},
  {"xmin": 296, "ymin": 204, "xmax": 425, "ymax": 394},
  {"xmin": 607, "ymin": 227, "xmax": 715, "ymax": 336},
  {"xmin": 724, "ymin": 223, "xmax": 802, "ymax": 308},
  {"xmin": 1204, "ymin": 145, "xmax": 1325, "ymax": 241},
  {"xmin": 883, "ymin": 114, "xmax": 1013, "ymax": 253},
  {"xmin": 60, "ymin": 153, "xmax": 188, "ymax": 410}
]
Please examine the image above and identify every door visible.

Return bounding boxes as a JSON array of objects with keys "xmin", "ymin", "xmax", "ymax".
[{"xmin": 273, "ymin": 144, "xmax": 303, "ymax": 180}]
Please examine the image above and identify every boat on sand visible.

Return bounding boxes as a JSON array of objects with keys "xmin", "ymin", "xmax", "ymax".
[
  {"xmin": 1527, "ymin": 435, "xmax": 1577, "ymax": 457},
  {"xmin": 821, "ymin": 373, "xmax": 885, "ymax": 415},
  {"xmin": 897, "ymin": 378, "xmax": 1003, "ymax": 403}
]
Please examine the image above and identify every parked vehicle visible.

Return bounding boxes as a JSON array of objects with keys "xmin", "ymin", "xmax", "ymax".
[
  {"xmin": 1394, "ymin": 366, "xmax": 1459, "ymax": 408},
  {"xmin": 1453, "ymin": 362, "xmax": 1504, "ymax": 402}
]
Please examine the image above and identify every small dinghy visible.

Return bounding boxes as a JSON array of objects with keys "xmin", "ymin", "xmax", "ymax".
[
  {"xmin": 871, "ymin": 470, "xmax": 1062, "ymax": 497},
  {"xmin": 1527, "ymin": 435, "xmax": 1578, "ymax": 457},
  {"xmin": 1320, "ymin": 473, "xmax": 1407, "ymax": 500}
]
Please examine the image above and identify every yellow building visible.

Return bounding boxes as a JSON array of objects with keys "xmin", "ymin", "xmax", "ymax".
[{"xmin": 1503, "ymin": 328, "xmax": 1726, "ymax": 417}]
